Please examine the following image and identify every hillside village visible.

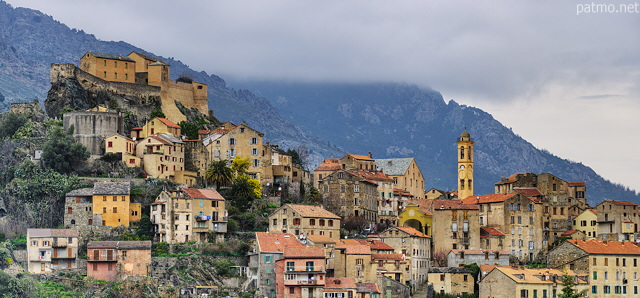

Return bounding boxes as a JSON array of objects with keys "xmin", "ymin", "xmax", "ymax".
[{"xmin": 0, "ymin": 51, "xmax": 636, "ymax": 298}]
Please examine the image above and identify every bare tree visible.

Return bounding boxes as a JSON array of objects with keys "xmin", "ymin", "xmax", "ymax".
[{"xmin": 432, "ymin": 249, "xmax": 449, "ymax": 267}]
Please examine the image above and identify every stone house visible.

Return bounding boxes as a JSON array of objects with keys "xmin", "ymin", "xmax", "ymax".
[
  {"xmin": 306, "ymin": 235, "xmax": 337, "ymax": 276},
  {"xmin": 275, "ymin": 246, "xmax": 326, "ymax": 298},
  {"xmin": 246, "ymin": 232, "xmax": 304, "ymax": 297},
  {"xmin": 371, "ymin": 253, "xmax": 410, "ymax": 285},
  {"xmin": 462, "ymin": 193, "xmax": 544, "ymax": 262},
  {"xmin": 129, "ymin": 117, "xmax": 181, "ymax": 140},
  {"xmin": 447, "ymin": 249, "xmax": 510, "ymax": 267},
  {"xmin": 320, "ymin": 170, "xmax": 379, "ymax": 225},
  {"xmin": 333, "ymin": 242, "xmax": 376, "ymax": 283},
  {"xmin": 87, "ymin": 240, "xmax": 152, "ymax": 281},
  {"xmin": 136, "ymin": 133, "xmax": 197, "ymax": 186},
  {"xmin": 64, "ymin": 182, "xmax": 141, "ymax": 228},
  {"xmin": 268, "ymin": 204, "xmax": 341, "ymax": 240},
  {"xmin": 340, "ymin": 154, "xmax": 377, "ymax": 172},
  {"xmin": 26, "ymin": 229, "xmax": 78, "ymax": 274},
  {"xmin": 548, "ymin": 239, "xmax": 640, "ymax": 296},
  {"xmin": 428, "ymin": 267, "xmax": 475, "ymax": 296},
  {"xmin": 430, "ymin": 199, "xmax": 481, "ymax": 252},
  {"xmin": 479, "ymin": 266, "xmax": 588, "ymax": 298},
  {"xmin": 150, "ymin": 188, "xmax": 227, "ymax": 243},
  {"xmin": 595, "ymin": 200, "xmax": 639, "ymax": 241},
  {"xmin": 480, "ymin": 227, "xmax": 506, "ymax": 251},
  {"xmin": 375, "ymin": 158, "xmax": 425, "ymax": 200},
  {"xmin": 377, "ymin": 226, "xmax": 431, "ymax": 287},
  {"xmin": 312, "ymin": 158, "xmax": 341, "ymax": 190}
]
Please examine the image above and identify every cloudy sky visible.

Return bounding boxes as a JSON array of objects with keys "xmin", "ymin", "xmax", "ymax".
[{"xmin": 7, "ymin": 0, "xmax": 640, "ymax": 192}]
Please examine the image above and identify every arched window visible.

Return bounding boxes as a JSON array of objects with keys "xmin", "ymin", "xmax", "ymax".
[{"xmin": 70, "ymin": 219, "xmax": 76, "ymax": 225}]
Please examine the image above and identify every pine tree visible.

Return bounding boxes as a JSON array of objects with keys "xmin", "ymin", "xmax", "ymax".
[{"xmin": 558, "ymin": 274, "xmax": 586, "ymax": 298}]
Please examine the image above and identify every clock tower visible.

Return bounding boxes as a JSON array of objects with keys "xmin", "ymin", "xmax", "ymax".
[{"xmin": 457, "ymin": 130, "xmax": 474, "ymax": 199}]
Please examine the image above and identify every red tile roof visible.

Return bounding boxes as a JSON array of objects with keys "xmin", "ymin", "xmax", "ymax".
[
  {"xmin": 350, "ymin": 170, "xmax": 393, "ymax": 183},
  {"xmin": 287, "ymin": 204, "xmax": 341, "ymax": 219},
  {"xmin": 605, "ymin": 200, "xmax": 637, "ymax": 206},
  {"xmin": 481, "ymin": 227, "xmax": 505, "ymax": 237},
  {"xmin": 568, "ymin": 240, "xmax": 640, "ymax": 255},
  {"xmin": 149, "ymin": 135, "xmax": 172, "ymax": 146},
  {"xmin": 346, "ymin": 154, "xmax": 374, "ymax": 161},
  {"xmin": 394, "ymin": 188, "xmax": 413, "ymax": 197},
  {"xmin": 395, "ymin": 226, "xmax": 430, "ymax": 238},
  {"xmin": 255, "ymin": 232, "xmax": 303, "ymax": 253},
  {"xmin": 355, "ymin": 283, "xmax": 380, "ymax": 294},
  {"xmin": 284, "ymin": 246, "xmax": 325, "ymax": 258},
  {"xmin": 411, "ymin": 199, "xmax": 434, "ymax": 216},
  {"xmin": 461, "ymin": 193, "xmax": 518, "ymax": 204},
  {"xmin": 131, "ymin": 127, "xmax": 142, "ymax": 131},
  {"xmin": 325, "ymin": 277, "xmax": 357, "ymax": 290},
  {"xmin": 183, "ymin": 188, "xmax": 225, "ymax": 201},
  {"xmin": 307, "ymin": 235, "xmax": 336, "ymax": 244},
  {"xmin": 561, "ymin": 230, "xmax": 579, "ymax": 237},
  {"xmin": 568, "ymin": 182, "xmax": 586, "ymax": 187},
  {"xmin": 335, "ymin": 244, "xmax": 371, "ymax": 255},
  {"xmin": 495, "ymin": 172, "xmax": 531, "ymax": 185},
  {"xmin": 155, "ymin": 117, "xmax": 180, "ymax": 128},
  {"xmin": 315, "ymin": 158, "xmax": 341, "ymax": 171},
  {"xmin": 198, "ymin": 130, "xmax": 210, "ymax": 134},
  {"xmin": 432, "ymin": 199, "xmax": 479, "ymax": 210},
  {"xmin": 513, "ymin": 187, "xmax": 543, "ymax": 197},
  {"xmin": 363, "ymin": 240, "xmax": 395, "ymax": 251}
]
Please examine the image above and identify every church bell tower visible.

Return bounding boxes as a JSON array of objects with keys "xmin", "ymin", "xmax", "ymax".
[{"xmin": 457, "ymin": 130, "xmax": 474, "ymax": 199}]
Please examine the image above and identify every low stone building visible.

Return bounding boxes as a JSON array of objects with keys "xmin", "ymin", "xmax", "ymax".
[
  {"xmin": 447, "ymin": 249, "xmax": 510, "ymax": 267},
  {"xmin": 246, "ymin": 232, "xmax": 304, "ymax": 297},
  {"xmin": 268, "ymin": 204, "xmax": 341, "ymax": 240},
  {"xmin": 428, "ymin": 267, "xmax": 475, "ymax": 296},
  {"xmin": 87, "ymin": 240, "xmax": 152, "ymax": 281},
  {"xmin": 479, "ymin": 266, "xmax": 588, "ymax": 298},
  {"xmin": 26, "ymin": 229, "xmax": 79, "ymax": 274}
]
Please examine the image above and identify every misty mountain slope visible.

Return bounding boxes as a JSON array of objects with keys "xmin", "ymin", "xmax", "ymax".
[
  {"xmin": 0, "ymin": 1, "xmax": 342, "ymax": 163},
  {"xmin": 228, "ymin": 80, "xmax": 638, "ymax": 205}
]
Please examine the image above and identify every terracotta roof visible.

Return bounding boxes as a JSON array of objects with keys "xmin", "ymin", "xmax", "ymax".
[
  {"xmin": 495, "ymin": 172, "xmax": 532, "ymax": 185},
  {"xmin": 149, "ymin": 135, "xmax": 172, "ymax": 146},
  {"xmin": 604, "ymin": 200, "xmax": 637, "ymax": 206},
  {"xmin": 183, "ymin": 188, "xmax": 225, "ymax": 201},
  {"xmin": 567, "ymin": 240, "xmax": 640, "ymax": 255},
  {"xmin": 568, "ymin": 182, "xmax": 586, "ymax": 187},
  {"xmin": 284, "ymin": 246, "xmax": 325, "ymax": 258},
  {"xmin": 255, "ymin": 232, "xmax": 303, "ymax": 253},
  {"xmin": 449, "ymin": 249, "xmax": 510, "ymax": 255},
  {"xmin": 479, "ymin": 264, "xmax": 502, "ymax": 278},
  {"xmin": 588, "ymin": 208, "xmax": 598, "ymax": 215},
  {"xmin": 395, "ymin": 226, "xmax": 429, "ymax": 238},
  {"xmin": 325, "ymin": 277, "xmax": 357, "ymax": 290},
  {"xmin": 307, "ymin": 235, "xmax": 335, "ymax": 244},
  {"xmin": 409, "ymin": 199, "xmax": 434, "ymax": 216},
  {"xmin": 371, "ymin": 253, "xmax": 404, "ymax": 260},
  {"xmin": 561, "ymin": 230, "xmax": 579, "ymax": 237},
  {"xmin": 287, "ymin": 204, "xmax": 341, "ymax": 219},
  {"xmin": 481, "ymin": 227, "xmax": 505, "ymax": 237},
  {"xmin": 339, "ymin": 239, "xmax": 361, "ymax": 245},
  {"xmin": 492, "ymin": 266, "xmax": 587, "ymax": 284},
  {"xmin": 394, "ymin": 188, "xmax": 413, "ymax": 197},
  {"xmin": 432, "ymin": 199, "xmax": 479, "ymax": 210},
  {"xmin": 361, "ymin": 240, "xmax": 395, "ymax": 251},
  {"xmin": 346, "ymin": 154, "xmax": 374, "ymax": 161},
  {"xmin": 335, "ymin": 244, "xmax": 371, "ymax": 255},
  {"xmin": 154, "ymin": 117, "xmax": 180, "ymax": 128},
  {"xmin": 315, "ymin": 159, "xmax": 341, "ymax": 172},
  {"xmin": 350, "ymin": 170, "xmax": 393, "ymax": 183},
  {"xmin": 461, "ymin": 193, "xmax": 518, "ymax": 204},
  {"xmin": 355, "ymin": 283, "xmax": 380, "ymax": 294}
]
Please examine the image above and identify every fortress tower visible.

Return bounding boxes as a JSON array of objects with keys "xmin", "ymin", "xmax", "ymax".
[{"xmin": 457, "ymin": 130, "xmax": 474, "ymax": 199}]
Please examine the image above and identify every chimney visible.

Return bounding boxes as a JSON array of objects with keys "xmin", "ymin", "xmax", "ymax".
[{"xmin": 368, "ymin": 152, "xmax": 373, "ymax": 158}]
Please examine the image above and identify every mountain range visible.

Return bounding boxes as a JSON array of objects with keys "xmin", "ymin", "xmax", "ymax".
[{"xmin": 0, "ymin": 0, "xmax": 637, "ymax": 205}]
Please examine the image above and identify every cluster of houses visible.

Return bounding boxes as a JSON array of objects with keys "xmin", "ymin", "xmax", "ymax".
[{"xmin": 21, "ymin": 51, "xmax": 640, "ymax": 297}]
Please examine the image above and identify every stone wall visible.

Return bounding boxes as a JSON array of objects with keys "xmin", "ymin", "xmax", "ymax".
[
  {"xmin": 63, "ymin": 111, "xmax": 124, "ymax": 155},
  {"xmin": 546, "ymin": 241, "xmax": 589, "ymax": 273},
  {"xmin": 377, "ymin": 275, "xmax": 411, "ymax": 298}
]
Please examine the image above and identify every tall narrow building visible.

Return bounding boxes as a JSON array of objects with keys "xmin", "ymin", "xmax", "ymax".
[{"xmin": 457, "ymin": 130, "xmax": 474, "ymax": 199}]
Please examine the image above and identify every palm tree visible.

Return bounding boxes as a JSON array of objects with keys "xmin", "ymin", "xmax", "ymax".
[{"xmin": 206, "ymin": 160, "xmax": 233, "ymax": 190}]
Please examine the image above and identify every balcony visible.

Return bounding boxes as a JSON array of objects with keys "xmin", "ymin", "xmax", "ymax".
[
  {"xmin": 285, "ymin": 265, "xmax": 325, "ymax": 273},
  {"xmin": 52, "ymin": 239, "xmax": 69, "ymax": 248},
  {"xmin": 143, "ymin": 149, "xmax": 164, "ymax": 155},
  {"xmin": 52, "ymin": 254, "xmax": 76, "ymax": 259},
  {"xmin": 195, "ymin": 215, "xmax": 211, "ymax": 222},
  {"xmin": 193, "ymin": 226, "xmax": 209, "ymax": 233}
]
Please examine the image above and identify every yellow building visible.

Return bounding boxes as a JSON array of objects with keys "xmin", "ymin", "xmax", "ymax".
[
  {"xmin": 333, "ymin": 243, "xmax": 376, "ymax": 283},
  {"xmin": 430, "ymin": 199, "xmax": 481, "ymax": 252},
  {"xmin": 372, "ymin": 253, "xmax": 410, "ymax": 285},
  {"xmin": 313, "ymin": 158, "xmax": 341, "ymax": 190},
  {"xmin": 378, "ymin": 226, "xmax": 431, "ymax": 287},
  {"xmin": 80, "ymin": 52, "xmax": 136, "ymax": 84},
  {"xmin": 479, "ymin": 266, "xmax": 588, "ymax": 298},
  {"xmin": 456, "ymin": 130, "xmax": 474, "ymax": 200},
  {"xmin": 105, "ymin": 134, "xmax": 141, "ymax": 167},
  {"xmin": 573, "ymin": 208, "xmax": 598, "ymax": 239},
  {"xmin": 91, "ymin": 182, "xmax": 141, "ymax": 227},
  {"xmin": 136, "ymin": 133, "xmax": 196, "ymax": 186},
  {"xmin": 375, "ymin": 158, "xmax": 425, "ymax": 200},
  {"xmin": 268, "ymin": 204, "xmax": 341, "ymax": 240},
  {"xmin": 398, "ymin": 200, "xmax": 432, "ymax": 236},
  {"xmin": 150, "ymin": 188, "xmax": 227, "ymax": 243},
  {"xmin": 130, "ymin": 117, "xmax": 181, "ymax": 140}
]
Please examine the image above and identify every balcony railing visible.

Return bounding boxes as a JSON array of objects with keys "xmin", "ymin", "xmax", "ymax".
[
  {"xmin": 195, "ymin": 215, "xmax": 211, "ymax": 222},
  {"xmin": 283, "ymin": 279, "xmax": 325, "ymax": 286},
  {"xmin": 285, "ymin": 265, "xmax": 325, "ymax": 273},
  {"xmin": 143, "ymin": 149, "xmax": 164, "ymax": 155}
]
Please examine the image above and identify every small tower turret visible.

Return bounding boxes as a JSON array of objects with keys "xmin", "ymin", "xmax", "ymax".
[{"xmin": 457, "ymin": 130, "xmax": 474, "ymax": 199}]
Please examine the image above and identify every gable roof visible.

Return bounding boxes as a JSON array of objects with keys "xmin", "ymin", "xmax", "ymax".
[
  {"xmin": 129, "ymin": 51, "xmax": 165, "ymax": 63},
  {"xmin": 87, "ymin": 52, "xmax": 135, "ymax": 62},
  {"xmin": 325, "ymin": 277, "xmax": 357, "ymax": 290},
  {"xmin": 350, "ymin": 170, "xmax": 393, "ymax": 183},
  {"xmin": 567, "ymin": 240, "xmax": 640, "ymax": 255},
  {"xmin": 395, "ymin": 226, "xmax": 429, "ymax": 238},
  {"xmin": 93, "ymin": 182, "xmax": 130, "ymax": 195},
  {"xmin": 432, "ymin": 199, "xmax": 479, "ymax": 210},
  {"xmin": 375, "ymin": 158, "xmax": 414, "ymax": 176},
  {"xmin": 355, "ymin": 283, "xmax": 380, "ymax": 294},
  {"xmin": 307, "ymin": 235, "xmax": 336, "ymax": 244},
  {"xmin": 183, "ymin": 188, "xmax": 225, "ymax": 201},
  {"xmin": 603, "ymin": 200, "xmax": 637, "ymax": 206},
  {"xmin": 28, "ymin": 229, "xmax": 78, "ymax": 238},
  {"xmin": 461, "ymin": 193, "xmax": 518, "ymax": 204},
  {"xmin": 513, "ymin": 187, "xmax": 543, "ymax": 197},
  {"xmin": 255, "ymin": 232, "xmax": 303, "ymax": 253},
  {"xmin": 335, "ymin": 244, "xmax": 371, "ymax": 255},
  {"xmin": 286, "ymin": 204, "xmax": 341, "ymax": 219},
  {"xmin": 346, "ymin": 154, "xmax": 374, "ymax": 161},
  {"xmin": 491, "ymin": 266, "xmax": 587, "ymax": 285},
  {"xmin": 568, "ymin": 182, "xmax": 586, "ymax": 187},
  {"xmin": 154, "ymin": 117, "xmax": 180, "ymax": 128},
  {"xmin": 561, "ymin": 230, "xmax": 580, "ymax": 237},
  {"xmin": 480, "ymin": 227, "xmax": 505, "ymax": 237},
  {"xmin": 314, "ymin": 158, "xmax": 341, "ymax": 172}
]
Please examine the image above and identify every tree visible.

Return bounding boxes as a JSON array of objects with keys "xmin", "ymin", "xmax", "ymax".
[
  {"xmin": 558, "ymin": 274, "xmax": 587, "ymax": 298},
  {"xmin": 231, "ymin": 156, "xmax": 251, "ymax": 177},
  {"xmin": 229, "ymin": 175, "xmax": 261, "ymax": 209},
  {"xmin": 179, "ymin": 120, "xmax": 200, "ymax": 140},
  {"xmin": 0, "ymin": 113, "xmax": 27, "ymax": 139},
  {"xmin": 149, "ymin": 109, "xmax": 165, "ymax": 119},
  {"xmin": 341, "ymin": 216, "xmax": 369, "ymax": 233},
  {"xmin": 41, "ymin": 126, "xmax": 90, "ymax": 174},
  {"xmin": 206, "ymin": 160, "xmax": 233, "ymax": 190}
]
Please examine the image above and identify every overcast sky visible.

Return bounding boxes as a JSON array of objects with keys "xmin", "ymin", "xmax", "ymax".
[{"xmin": 6, "ymin": 0, "xmax": 640, "ymax": 192}]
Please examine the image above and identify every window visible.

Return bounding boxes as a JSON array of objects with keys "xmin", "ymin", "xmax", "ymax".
[
  {"xmin": 264, "ymin": 255, "xmax": 272, "ymax": 263},
  {"xmin": 229, "ymin": 138, "xmax": 236, "ymax": 145},
  {"xmin": 591, "ymin": 286, "xmax": 597, "ymax": 294},
  {"xmin": 593, "ymin": 271, "xmax": 597, "ymax": 280},
  {"xmin": 603, "ymin": 285, "xmax": 610, "ymax": 294},
  {"xmin": 341, "ymin": 185, "xmax": 346, "ymax": 193},
  {"xmin": 354, "ymin": 185, "xmax": 359, "ymax": 192},
  {"xmin": 252, "ymin": 148, "xmax": 258, "ymax": 155},
  {"xmin": 253, "ymin": 159, "xmax": 260, "ymax": 167},
  {"xmin": 113, "ymin": 207, "xmax": 117, "ymax": 213},
  {"xmin": 250, "ymin": 138, "xmax": 258, "ymax": 144},
  {"xmin": 328, "ymin": 220, "xmax": 333, "ymax": 227},
  {"xmin": 103, "ymin": 207, "xmax": 106, "ymax": 213},
  {"xmin": 306, "ymin": 261, "xmax": 314, "ymax": 271}
]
